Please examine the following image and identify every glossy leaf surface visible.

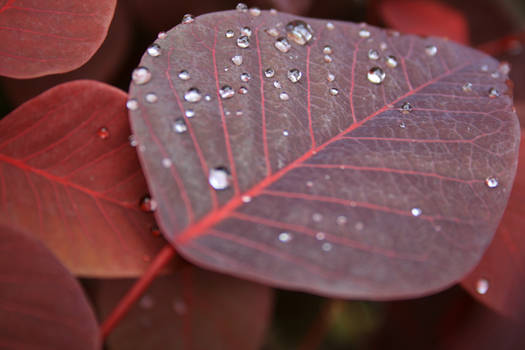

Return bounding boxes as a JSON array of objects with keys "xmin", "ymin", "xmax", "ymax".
[
  {"xmin": 96, "ymin": 267, "xmax": 274, "ymax": 350},
  {"xmin": 0, "ymin": 80, "xmax": 165, "ymax": 277},
  {"xmin": 129, "ymin": 10, "xmax": 520, "ymax": 299},
  {"xmin": 0, "ymin": 0, "xmax": 116, "ymax": 78},
  {"xmin": 0, "ymin": 225, "xmax": 100, "ymax": 350}
]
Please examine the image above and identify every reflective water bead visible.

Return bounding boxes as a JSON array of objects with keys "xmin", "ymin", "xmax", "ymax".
[
  {"xmin": 481, "ymin": 64, "xmax": 489, "ymax": 72},
  {"xmin": 329, "ymin": 88, "xmax": 339, "ymax": 96},
  {"xmin": 129, "ymin": 135, "xmax": 138, "ymax": 147},
  {"xmin": 380, "ymin": 42, "xmax": 388, "ymax": 50},
  {"xmin": 249, "ymin": 7, "xmax": 261, "ymax": 16},
  {"xmin": 355, "ymin": 221, "xmax": 364, "ymax": 231},
  {"xmin": 399, "ymin": 121, "xmax": 406, "ymax": 128},
  {"xmin": 126, "ymin": 99, "xmax": 138, "ymax": 111},
  {"xmin": 499, "ymin": 62, "xmax": 511, "ymax": 75},
  {"xmin": 401, "ymin": 102, "xmax": 413, "ymax": 113},
  {"xmin": 97, "ymin": 127, "xmax": 109, "ymax": 140},
  {"xmin": 219, "ymin": 86, "xmax": 235, "ymax": 99},
  {"xmin": 238, "ymin": 86, "xmax": 248, "ymax": 94},
  {"xmin": 184, "ymin": 88, "xmax": 202, "ymax": 102},
  {"xmin": 336, "ymin": 216, "xmax": 347, "ymax": 225},
  {"xmin": 368, "ymin": 49, "xmax": 379, "ymax": 60},
  {"xmin": 264, "ymin": 68, "xmax": 275, "ymax": 78},
  {"xmin": 185, "ymin": 109, "xmax": 195, "ymax": 118},
  {"xmin": 286, "ymin": 20, "xmax": 314, "ymax": 45},
  {"xmin": 358, "ymin": 28, "xmax": 370, "ymax": 38},
  {"xmin": 411, "ymin": 207, "xmax": 422, "ymax": 217},
  {"xmin": 324, "ymin": 55, "xmax": 333, "ymax": 63},
  {"xmin": 312, "ymin": 213, "xmax": 323, "ymax": 222},
  {"xmin": 181, "ymin": 14, "xmax": 194, "ymax": 24},
  {"xmin": 204, "ymin": 95, "xmax": 212, "ymax": 101},
  {"xmin": 283, "ymin": 130, "xmax": 289, "ymax": 136},
  {"xmin": 242, "ymin": 195, "xmax": 252, "ymax": 203},
  {"xmin": 209, "ymin": 167, "xmax": 231, "ymax": 190},
  {"xmin": 326, "ymin": 22, "xmax": 335, "ymax": 30},
  {"xmin": 275, "ymin": 37, "xmax": 291, "ymax": 53},
  {"xmin": 178, "ymin": 70, "xmax": 190, "ymax": 80},
  {"xmin": 485, "ymin": 176, "xmax": 498, "ymax": 188},
  {"xmin": 241, "ymin": 26, "xmax": 252, "ymax": 37},
  {"xmin": 322, "ymin": 242, "xmax": 333, "ymax": 252},
  {"xmin": 236, "ymin": 3, "xmax": 248, "ymax": 11},
  {"xmin": 140, "ymin": 195, "xmax": 157, "ymax": 212},
  {"xmin": 315, "ymin": 232, "xmax": 325, "ymax": 240},
  {"xmin": 240, "ymin": 72, "xmax": 251, "ymax": 82},
  {"xmin": 462, "ymin": 82, "xmax": 473, "ymax": 92},
  {"xmin": 225, "ymin": 29, "xmax": 234, "ymax": 38},
  {"xmin": 425, "ymin": 45, "xmax": 438, "ymax": 56},
  {"xmin": 232, "ymin": 55, "xmax": 243, "ymax": 65},
  {"xmin": 385, "ymin": 55, "xmax": 398, "ymax": 68},
  {"xmin": 147, "ymin": 44, "xmax": 161, "ymax": 57},
  {"xmin": 172, "ymin": 118, "xmax": 188, "ymax": 133},
  {"xmin": 132, "ymin": 67, "xmax": 151, "ymax": 85},
  {"xmin": 162, "ymin": 158, "xmax": 172, "ymax": 168},
  {"xmin": 488, "ymin": 88, "xmax": 500, "ymax": 98},
  {"xmin": 367, "ymin": 67, "xmax": 386, "ymax": 84},
  {"xmin": 491, "ymin": 71, "xmax": 500, "ymax": 78},
  {"xmin": 278, "ymin": 232, "xmax": 292, "ymax": 243},
  {"xmin": 323, "ymin": 45, "xmax": 332, "ymax": 54},
  {"xmin": 327, "ymin": 73, "xmax": 335, "ymax": 82},
  {"xmin": 145, "ymin": 93, "xmax": 158, "ymax": 103},
  {"xmin": 287, "ymin": 68, "xmax": 302, "ymax": 83},
  {"xmin": 279, "ymin": 92, "xmax": 289, "ymax": 100},
  {"xmin": 266, "ymin": 27, "xmax": 279, "ymax": 37},
  {"xmin": 476, "ymin": 278, "xmax": 489, "ymax": 295},
  {"xmin": 237, "ymin": 36, "xmax": 250, "ymax": 48},
  {"xmin": 157, "ymin": 31, "xmax": 167, "ymax": 39},
  {"xmin": 273, "ymin": 81, "xmax": 281, "ymax": 88}
]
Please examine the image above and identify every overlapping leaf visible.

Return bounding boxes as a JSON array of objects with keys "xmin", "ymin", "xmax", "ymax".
[
  {"xmin": 0, "ymin": 226, "xmax": 100, "ymax": 350},
  {"xmin": 0, "ymin": 0, "xmax": 116, "ymax": 78},
  {"xmin": 0, "ymin": 80, "xmax": 165, "ymax": 277},
  {"xmin": 128, "ymin": 10, "xmax": 520, "ymax": 299}
]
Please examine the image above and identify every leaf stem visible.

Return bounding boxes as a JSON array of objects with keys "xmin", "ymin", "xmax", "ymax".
[{"xmin": 99, "ymin": 244, "xmax": 176, "ymax": 338}]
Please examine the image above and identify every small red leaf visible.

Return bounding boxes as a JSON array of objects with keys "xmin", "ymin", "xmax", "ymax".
[
  {"xmin": 0, "ymin": 225, "xmax": 100, "ymax": 349},
  {"xmin": 95, "ymin": 267, "xmax": 274, "ymax": 350},
  {"xmin": 0, "ymin": 0, "xmax": 116, "ymax": 78},
  {"xmin": 378, "ymin": 0, "xmax": 469, "ymax": 44},
  {"xmin": 128, "ymin": 11, "xmax": 520, "ymax": 299},
  {"xmin": 0, "ymin": 80, "xmax": 165, "ymax": 277}
]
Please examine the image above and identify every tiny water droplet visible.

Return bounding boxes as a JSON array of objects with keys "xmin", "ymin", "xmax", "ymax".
[
  {"xmin": 219, "ymin": 85, "xmax": 235, "ymax": 99},
  {"xmin": 329, "ymin": 87, "xmax": 339, "ymax": 96},
  {"xmin": 184, "ymin": 88, "xmax": 202, "ymax": 102},
  {"xmin": 97, "ymin": 127, "xmax": 109, "ymax": 140},
  {"xmin": 235, "ymin": 110, "xmax": 243, "ymax": 116},
  {"xmin": 242, "ymin": 195, "xmax": 252, "ymax": 203},
  {"xmin": 205, "ymin": 95, "xmax": 212, "ymax": 101},
  {"xmin": 264, "ymin": 68, "xmax": 275, "ymax": 78},
  {"xmin": 241, "ymin": 26, "xmax": 252, "ymax": 37},
  {"xmin": 462, "ymin": 82, "xmax": 473, "ymax": 92},
  {"xmin": 145, "ymin": 93, "xmax": 158, "ymax": 103},
  {"xmin": 181, "ymin": 14, "xmax": 194, "ymax": 24},
  {"xmin": 275, "ymin": 37, "xmax": 291, "ymax": 53},
  {"xmin": 286, "ymin": 20, "xmax": 314, "ymax": 45},
  {"xmin": 240, "ymin": 72, "xmax": 251, "ymax": 82},
  {"xmin": 327, "ymin": 73, "xmax": 335, "ymax": 82},
  {"xmin": 249, "ymin": 7, "xmax": 261, "ymax": 16},
  {"xmin": 323, "ymin": 45, "xmax": 332, "ymax": 54},
  {"xmin": 481, "ymin": 64, "xmax": 489, "ymax": 72},
  {"xmin": 147, "ymin": 44, "xmax": 161, "ymax": 57},
  {"xmin": 385, "ymin": 55, "xmax": 398, "ymax": 68},
  {"xmin": 172, "ymin": 118, "xmax": 188, "ymax": 133},
  {"xmin": 401, "ymin": 102, "xmax": 413, "ymax": 114},
  {"xmin": 278, "ymin": 232, "xmax": 292, "ymax": 243},
  {"xmin": 283, "ymin": 130, "xmax": 289, "ymax": 136},
  {"xmin": 126, "ymin": 99, "xmax": 138, "ymax": 111},
  {"xmin": 355, "ymin": 221, "xmax": 364, "ymax": 231},
  {"xmin": 273, "ymin": 81, "xmax": 281, "ymax": 88},
  {"xmin": 270, "ymin": 8, "xmax": 277, "ymax": 14},
  {"xmin": 279, "ymin": 92, "xmax": 289, "ymax": 100},
  {"xmin": 399, "ymin": 121, "xmax": 406, "ymax": 128},
  {"xmin": 306, "ymin": 181, "xmax": 314, "ymax": 187},
  {"xmin": 266, "ymin": 27, "xmax": 279, "ymax": 37},
  {"xmin": 321, "ymin": 242, "xmax": 332, "ymax": 252},
  {"xmin": 231, "ymin": 55, "xmax": 243, "ymax": 65},
  {"xmin": 491, "ymin": 71, "xmax": 500, "ymax": 78},
  {"xmin": 185, "ymin": 109, "xmax": 195, "ymax": 118},
  {"xmin": 287, "ymin": 68, "xmax": 302, "ymax": 83},
  {"xmin": 367, "ymin": 67, "xmax": 386, "ymax": 84},
  {"xmin": 323, "ymin": 55, "xmax": 333, "ymax": 63},
  {"xmin": 425, "ymin": 45, "xmax": 437, "ymax": 56},
  {"xmin": 237, "ymin": 36, "xmax": 250, "ymax": 48},
  {"xmin": 476, "ymin": 278, "xmax": 489, "ymax": 295},
  {"xmin": 209, "ymin": 167, "xmax": 231, "ymax": 190},
  {"xmin": 485, "ymin": 176, "xmax": 498, "ymax": 188},
  {"xmin": 132, "ymin": 67, "xmax": 151, "ymax": 85},
  {"xmin": 225, "ymin": 29, "xmax": 234, "ymax": 38},
  {"xmin": 336, "ymin": 216, "xmax": 347, "ymax": 225},
  {"xmin": 238, "ymin": 86, "xmax": 248, "ymax": 94},
  {"xmin": 140, "ymin": 195, "xmax": 157, "ymax": 212},
  {"xmin": 178, "ymin": 70, "xmax": 190, "ymax": 80},
  {"xmin": 315, "ymin": 232, "xmax": 325, "ymax": 240},
  {"xmin": 380, "ymin": 42, "xmax": 388, "ymax": 50},
  {"xmin": 411, "ymin": 207, "xmax": 422, "ymax": 217},
  {"xmin": 358, "ymin": 28, "xmax": 370, "ymax": 38},
  {"xmin": 236, "ymin": 3, "xmax": 248, "ymax": 11},
  {"xmin": 488, "ymin": 88, "xmax": 500, "ymax": 98},
  {"xmin": 368, "ymin": 49, "xmax": 379, "ymax": 60},
  {"xmin": 157, "ymin": 31, "xmax": 167, "ymax": 39},
  {"xmin": 129, "ymin": 135, "xmax": 138, "ymax": 147},
  {"xmin": 162, "ymin": 158, "xmax": 172, "ymax": 168},
  {"xmin": 499, "ymin": 62, "xmax": 511, "ymax": 75},
  {"xmin": 312, "ymin": 213, "xmax": 323, "ymax": 222}
]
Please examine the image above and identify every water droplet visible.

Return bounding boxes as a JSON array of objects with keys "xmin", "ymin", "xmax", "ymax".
[
  {"xmin": 266, "ymin": 27, "xmax": 279, "ymax": 37},
  {"xmin": 358, "ymin": 28, "xmax": 370, "ymax": 38},
  {"xmin": 315, "ymin": 232, "xmax": 325, "ymax": 240},
  {"xmin": 238, "ymin": 86, "xmax": 248, "ymax": 94},
  {"xmin": 499, "ymin": 62, "xmax": 510, "ymax": 75},
  {"xmin": 481, "ymin": 64, "xmax": 489, "ymax": 72},
  {"xmin": 178, "ymin": 70, "xmax": 190, "ymax": 80},
  {"xmin": 355, "ymin": 221, "xmax": 364, "ymax": 231},
  {"xmin": 287, "ymin": 68, "xmax": 302, "ymax": 83},
  {"xmin": 162, "ymin": 158, "xmax": 172, "ymax": 168},
  {"xmin": 235, "ymin": 110, "xmax": 243, "ymax": 116},
  {"xmin": 411, "ymin": 207, "xmax": 422, "ymax": 217},
  {"xmin": 242, "ymin": 195, "xmax": 252, "ymax": 203},
  {"xmin": 262, "ymin": 69, "xmax": 275, "ymax": 80},
  {"xmin": 327, "ymin": 73, "xmax": 335, "ymax": 82},
  {"xmin": 491, "ymin": 71, "xmax": 500, "ymax": 78},
  {"xmin": 172, "ymin": 118, "xmax": 188, "ymax": 133},
  {"xmin": 219, "ymin": 85, "xmax": 235, "ymax": 99},
  {"xmin": 236, "ymin": 3, "xmax": 248, "ymax": 11},
  {"xmin": 139, "ymin": 295, "xmax": 155, "ymax": 309},
  {"xmin": 321, "ymin": 242, "xmax": 332, "ymax": 252},
  {"xmin": 312, "ymin": 213, "xmax": 323, "ymax": 222},
  {"xmin": 401, "ymin": 102, "xmax": 413, "ymax": 114},
  {"xmin": 275, "ymin": 37, "xmax": 291, "ymax": 53},
  {"xmin": 380, "ymin": 42, "xmax": 388, "ymax": 50},
  {"xmin": 157, "ymin": 31, "xmax": 167, "ymax": 39},
  {"xmin": 132, "ymin": 67, "xmax": 151, "ymax": 85},
  {"xmin": 323, "ymin": 45, "xmax": 333, "ymax": 54},
  {"xmin": 181, "ymin": 14, "xmax": 194, "ymax": 24},
  {"xmin": 126, "ymin": 99, "xmax": 139, "ymax": 111},
  {"xmin": 286, "ymin": 20, "xmax": 314, "ymax": 45},
  {"xmin": 283, "ymin": 130, "xmax": 289, "ymax": 136},
  {"xmin": 240, "ymin": 72, "xmax": 251, "ymax": 82},
  {"xmin": 278, "ymin": 232, "xmax": 292, "ymax": 243},
  {"xmin": 336, "ymin": 216, "xmax": 347, "ymax": 225},
  {"xmin": 185, "ymin": 109, "xmax": 195, "ymax": 118},
  {"xmin": 367, "ymin": 67, "xmax": 386, "ymax": 84},
  {"xmin": 237, "ymin": 36, "xmax": 250, "ymax": 48},
  {"xmin": 323, "ymin": 55, "xmax": 333, "ymax": 63},
  {"xmin": 232, "ymin": 55, "xmax": 243, "ymax": 65},
  {"xmin": 385, "ymin": 55, "xmax": 398, "ymax": 68},
  {"xmin": 462, "ymin": 82, "xmax": 473, "ymax": 92},
  {"xmin": 241, "ymin": 26, "xmax": 252, "ymax": 37},
  {"xmin": 184, "ymin": 88, "xmax": 202, "ymax": 102},
  {"xmin": 147, "ymin": 44, "xmax": 161, "ymax": 57},
  {"xmin": 279, "ymin": 92, "xmax": 289, "ymax": 100},
  {"xmin": 140, "ymin": 195, "xmax": 157, "ymax": 212},
  {"xmin": 97, "ymin": 127, "xmax": 109, "ymax": 140},
  {"xmin": 145, "ymin": 93, "xmax": 158, "ymax": 103},
  {"xmin": 209, "ymin": 167, "xmax": 231, "ymax": 190},
  {"xmin": 273, "ymin": 81, "xmax": 281, "ymax": 88},
  {"xmin": 399, "ymin": 121, "xmax": 406, "ymax": 128},
  {"xmin": 129, "ymin": 135, "xmax": 138, "ymax": 147},
  {"xmin": 150, "ymin": 225, "xmax": 161, "ymax": 237},
  {"xmin": 249, "ymin": 7, "xmax": 261, "ymax": 16},
  {"xmin": 485, "ymin": 176, "xmax": 498, "ymax": 188},
  {"xmin": 329, "ymin": 88, "xmax": 339, "ymax": 96},
  {"xmin": 488, "ymin": 88, "xmax": 500, "ymax": 98},
  {"xmin": 326, "ymin": 22, "xmax": 335, "ymax": 30},
  {"xmin": 425, "ymin": 45, "xmax": 437, "ymax": 56},
  {"xmin": 367, "ymin": 49, "xmax": 380, "ymax": 60},
  {"xmin": 476, "ymin": 278, "xmax": 489, "ymax": 295},
  {"xmin": 225, "ymin": 29, "xmax": 234, "ymax": 38},
  {"xmin": 205, "ymin": 95, "xmax": 212, "ymax": 101}
]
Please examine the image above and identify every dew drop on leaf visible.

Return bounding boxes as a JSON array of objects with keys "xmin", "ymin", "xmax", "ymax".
[
  {"xmin": 279, "ymin": 92, "xmax": 289, "ymax": 100},
  {"xmin": 225, "ymin": 29, "xmax": 234, "ymax": 38},
  {"xmin": 145, "ymin": 93, "xmax": 158, "ymax": 103},
  {"xmin": 181, "ymin": 14, "xmax": 194, "ymax": 24},
  {"xmin": 209, "ymin": 167, "xmax": 231, "ymax": 190},
  {"xmin": 278, "ymin": 232, "xmax": 292, "ymax": 243},
  {"xmin": 286, "ymin": 20, "xmax": 314, "ymax": 45},
  {"xmin": 485, "ymin": 176, "xmax": 499, "ymax": 188},
  {"xmin": 358, "ymin": 28, "xmax": 370, "ymax": 38},
  {"xmin": 315, "ymin": 232, "xmax": 326, "ymax": 240},
  {"xmin": 249, "ymin": 7, "xmax": 261, "ymax": 16},
  {"xmin": 231, "ymin": 55, "xmax": 243, "ymax": 65},
  {"xmin": 147, "ymin": 44, "xmax": 161, "ymax": 57},
  {"xmin": 178, "ymin": 70, "xmax": 190, "ymax": 80},
  {"xmin": 367, "ymin": 67, "xmax": 386, "ymax": 84},
  {"xmin": 488, "ymin": 88, "xmax": 500, "ymax": 98},
  {"xmin": 273, "ymin": 81, "xmax": 281, "ymax": 88},
  {"xmin": 322, "ymin": 242, "xmax": 333, "ymax": 252},
  {"xmin": 327, "ymin": 73, "xmax": 335, "ymax": 82},
  {"xmin": 162, "ymin": 158, "xmax": 172, "ymax": 168},
  {"xmin": 324, "ymin": 55, "xmax": 333, "ymax": 63},
  {"xmin": 287, "ymin": 68, "xmax": 302, "ymax": 83},
  {"xmin": 323, "ymin": 45, "xmax": 333, "ymax": 54},
  {"xmin": 264, "ymin": 68, "xmax": 275, "ymax": 78},
  {"xmin": 242, "ymin": 195, "xmax": 252, "ymax": 203},
  {"xmin": 185, "ymin": 109, "xmax": 195, "ymax": 118},
  {"xmin": 462, "ymin": 82, "xmax": 473, "ymax": 92},
  {"xmin": 237, "ymin": 36, "xmax": 250, "ymax": 48},
  {"xmin": 329, "ymin": 88, "xmax": 339, "ymax": 96},
  {"xmin": 219, "ymin": 85, "xmax": 235, "ymax": 99},
  {"xmin": 401, "ymin": 102, "xmax": 413, "ymax": 114},
  {"xmin": 312, "ymin": 213, "xmax": 323, "ymax": 222},
  {"xmin": 275, "ymin": 37, "xmax": 291, "ymax": 53},
  {"xmin": 368, "ymin": 49, "xmax": 379, "ymax": 60},
  {"xmin": 126, "ymin": 99, "xmax": 139, "ymax": 111},
  {"xmin": 411, "ymin": 207, "xmax": 422, "ymax": 217},
  {"xmin": 241, "ymin": 26, "xmax": 252, "ymax": 37},
  {"xmin": 283, "ymin": 130, "xmax": 289, "ymax": 136},
  {"xmin": 326, "ymin": 22, "xmax": 335, "ymax": 30},
  {"xmin": 336, "ymin": 216, "xmax": 347, "ymax": 225},
  {"xmin": 240, "ymin": 72, "xmax": 251, "ymax": 82},
  {"xmin": 132, "ymin": 67, "xmax": 152, "ymax": 85},
  {"xmin": 266, "ymin": 27, "xmax": 279, "ymax": 37},
  {"xmin": 172, "ymin": 118, "xmax": 188, "ymax": 133},
  {"xmin": 476, "ymin": 278, "xmax": 489, "ymax": 295},
  {"xmin": 140, "ymin": 195, "xmax": 157, "ymax": 212},
  {"xmin": 385, "ymin": 55, "xmax": 398, "ymax": 68},
  {"xmin": 97, "ymin": 127, "xmax": 109, "ymax": 140},
  {"xmin": 157, "ymin": 31, "xmax": 167, "ymax": 39},
  {"xmin": 236, "ymin": 3, "xmax": 248, "ymax": 11},
  {"xmin": 425, "ymin": 45, "xmax": 438, "ymax": 56},
  {"xmin": 129, "ymin": 135, "xmax": 138, "ymax": 147},
  {"xmin": 184, "ymin": 88, "xmax": 202, "ymax": 102},
  {"xmin": 238, "ymin": 86, "xmax": 248, "ymax": 94}
]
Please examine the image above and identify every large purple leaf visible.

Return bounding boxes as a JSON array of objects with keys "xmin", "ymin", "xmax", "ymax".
[
  {"xmin": 0, "ymin": 80, "xmax": 165, "ymax": 277},
  {"xmin": 0, "ymin": 225, "xmax": 100, "ymax": 349},
  {"xmin": 128, "ymin": 10, "xmax": 520, "ymax": 299}
]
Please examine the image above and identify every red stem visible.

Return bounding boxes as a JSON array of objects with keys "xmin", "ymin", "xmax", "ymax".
[{"xmin": 100, "ymin": 244, "xmax": 176, "ymax": 338}]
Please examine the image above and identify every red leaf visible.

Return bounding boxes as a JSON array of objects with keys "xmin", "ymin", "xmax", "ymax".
[
  {"xmin": 0, "ymin": 225, "xmax": 100, "ymax": 349},
  {"xmin": 95, "ymin": 267, "xmax": 274, "ymax": 350},
  {"xmin": 128, "ymin": 11, "xmax": 520, "ymax": 299},
  {"xmin": 377, "ymin": 0, "xmax": 469, "ymax": 44},
  {"xmin": 0, "ymin": 80, "xmax": 166, "ymax": 277},
  {"xmin": 460, "ymin": 130, "xmax": 525, "ymax": 317},
  {"xmin": 0, "ymin": 0, "xmax": 116, "ymax": 78}
]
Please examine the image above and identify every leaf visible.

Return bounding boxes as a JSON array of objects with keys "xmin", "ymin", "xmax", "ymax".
[
  {"xmin": 0, "ymin": 225, "xmax": 100, "ymax": 350},
  {"xmin": 94, "ymin": 266, "xmax": 274, "ymax": 350},
  {"xmin": 377, "ymin": 0, "xmax": 469, "ymax": 44},
  {"xmin": 460, "ymin": 129, "xmax": 525, "ymax": 317},
  {"xmin": 128, "ymin": 10, "xmax": 520, "ymax": 299},
  {"xmin": 0, "ymin": 80, "xmax": 166, "ymax": 277},
  {"xmin": 0, "ymin": 0, "xmax": 116, "ymax": 78}
]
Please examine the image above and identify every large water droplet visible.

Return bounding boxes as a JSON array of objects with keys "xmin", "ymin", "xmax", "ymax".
[
  {"xmin": 368, "ymin": 49, "xmax": 379, "ymax": 60},
  {"xmin": 126, "ymin": 99, "xmax": 139, "ymax": 111},
  {"xmin": 97, "ymin": 127, "xmax": 109, "ymax": 140},
  {"xmin": 147, "ymin": 44, "xmax": 161, "ymax": 57},
  {"xmin": 367, "ymin": 67, "xmax": 386, "ymax": 84},
  {"xmin": 172, "ymin": 118, "xmax": 188, "ymax": 133},
  {"xmin": 238, "ymin": 86, "xmax": 248, "ymax": 94},
  {"xmin": 358, "ymin": 28, "xmax": 370, "ymax": 38},
  {"xmin": 237, "ymin": 36, "xmax": 250, "ymax": 48},
  {"xmin": 181, "ymin": 14, "xmax": 194, "ymax": 24},
  {"xmin": 279, "ymin": 92, "xmax": 289, "ymax": 100},
  {"xmin": 275, "ymin": 37, "xmax": 291, "ymax": 52},
  {"xmin": 236, "ymin": 3, "xmax": 248, "ymax": 11},
  {"xmin": 485, "ymin": 176, "xmax": 498, "ymax": 188},
  {"xmin": 140, "ymin": 195, "xmax": 157, "ymax": 212},
  {"xmin": 286, "ymin": 20, "xmax": 314, "ymax": 45},
  {"xmin": 385, "ymin": 55, "xmax": 398, "ymax": 68},
  {"xmin": 462, "ymin": 82, "xmax": 473, "ymax": 92},
  {"xmin": 145, "ymin": 93, "xmax": 158, "ymax": 103},
  {"xmin": 240, "ymin": 72, "xmax": 251, "ymax": 82},
  {"xmin": 488, "ymin": 88, "xmax": 500, "ymax": 98},
  {"xmin": 209, "ymin": 167, "xmax": 231, "ymax": 190},
  {"xmin": 411, "ymin": 207, "xmax": 422, "ymax": 217},
  {"xmin": 278, "ymin": 232, "xmax": 292, "ymax": 242},
  {"xmin": 476, "ymin": 278, "xmax": 489, "ymax": 295},
  {"xmin": 178, "ymin": 70, "xmax": 190, "ymax": 80},
  {"xmin": 232, "ymin": 55, "xmax": 243, "ymax": 65},
  {"xmin": 184, "ymin": 88, "xmax": 202, "ymax": 102},
  {"xmin": 132, "ymin": 67, "xmax": 151, "ymax": 85},
  {"xmin": 219, "ymin": 85, "xmax": 235, "ymax": 99},
  {"xmin": 287, "ymin": 68, "xmax": 302, "ymax": 83},
  {"xmin": 425, "ymin": 45, "xmax": 437, "ymax": 56},
  {"xmin": 401, "ymin": 102, "xmax": 413, "ymax": 114},
  {"xmin": 264, "ymin": 68, "xmax": 275, "ymax": 78},
  {"xmin": 273, "ymin": 81, "xmax": 281, "ymax": 88}
]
